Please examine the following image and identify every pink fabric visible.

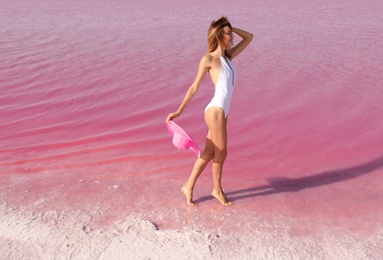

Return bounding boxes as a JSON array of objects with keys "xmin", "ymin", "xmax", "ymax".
[{"xmin": 166, "ymin": 121, "xmax": 201, "ymax": 157}]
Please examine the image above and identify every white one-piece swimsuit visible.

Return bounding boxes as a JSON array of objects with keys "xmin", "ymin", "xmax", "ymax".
[{"xmin": 205, "ymin": 53, "xmax": 237, "ymax": 118}]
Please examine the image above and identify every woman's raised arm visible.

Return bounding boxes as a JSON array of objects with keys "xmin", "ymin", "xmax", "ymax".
[{"xmin": 231, "ymin": 27, "xmax": 253, "ymax": 59}]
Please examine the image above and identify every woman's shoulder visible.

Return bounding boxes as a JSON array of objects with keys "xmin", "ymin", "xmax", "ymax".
[{"xmin": 200, "ymin": 52, "xmax": 220, "ymax": 65}]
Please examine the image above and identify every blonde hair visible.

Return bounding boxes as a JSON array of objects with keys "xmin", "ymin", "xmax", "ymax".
[{"xmin": 207, "ymin": 17, "xmax": 233, "ymax": 59}]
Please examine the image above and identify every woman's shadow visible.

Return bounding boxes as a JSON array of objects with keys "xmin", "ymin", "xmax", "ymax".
[{"xmin": 195, "ymin": 156, "xmax": 383, "ymax": 203}]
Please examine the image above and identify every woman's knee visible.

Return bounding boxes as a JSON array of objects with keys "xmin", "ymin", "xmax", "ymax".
[
  {"xmin": 201, "ymin": 149, "xmax": 214, "ymax": 161},
  {"xmin": 214, "ymin": 148, "xmax": 227, "ymax": 163},
  {"xmin": 201, "ymin": 140, "xmax": 215, "ymax": 161}
]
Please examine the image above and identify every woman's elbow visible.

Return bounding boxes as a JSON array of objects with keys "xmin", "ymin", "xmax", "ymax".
[{"xmin": 189, "ymin": 85, "xmax": 199, "ymax": 95}]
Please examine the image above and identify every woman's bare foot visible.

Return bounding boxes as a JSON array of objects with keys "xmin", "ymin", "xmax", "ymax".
[
  {"xmin": 212, "ymin": 189, "xmax": 233, "ymax": 206},
  {"xmin": 181, "ymin": 186, "xmax": 197, "ymax": 206}
]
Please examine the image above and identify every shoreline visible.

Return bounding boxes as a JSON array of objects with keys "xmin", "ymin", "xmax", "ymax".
[
  {"xmin": 1, "ymin": 202, "xmax": 382, "ymax": 259},
  {"xmin": 2, "ymin": 165, "xmax": 383, "ymax": 260}
]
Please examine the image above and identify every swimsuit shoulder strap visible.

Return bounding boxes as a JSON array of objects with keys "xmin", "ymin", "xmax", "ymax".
[{"xmin": 215, "ymin": 51, "xmax": 223, "ymax": 58}]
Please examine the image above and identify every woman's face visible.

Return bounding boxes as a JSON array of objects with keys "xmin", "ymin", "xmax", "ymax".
[{"xmin": 222, "ymin": 26, "xmax": 234, "ymax": 47}]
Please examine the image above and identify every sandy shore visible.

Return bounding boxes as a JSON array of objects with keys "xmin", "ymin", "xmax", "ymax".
[{"xmin": 1, "ymin": 196, "xmax": 382, "ymax": 259}]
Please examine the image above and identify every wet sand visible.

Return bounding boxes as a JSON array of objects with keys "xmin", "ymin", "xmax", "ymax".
[{"xmin": 1, "ymin": 164, "xmax": 382, "ymax": 259}]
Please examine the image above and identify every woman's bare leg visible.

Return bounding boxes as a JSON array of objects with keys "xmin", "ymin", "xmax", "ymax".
[
  {"xmin": 182, "ymin": 136, "xmax": 214, "ymax": 205},
  {"xmin": 205, "ymin": 107, "xmax": 233, "ymax": 206}
]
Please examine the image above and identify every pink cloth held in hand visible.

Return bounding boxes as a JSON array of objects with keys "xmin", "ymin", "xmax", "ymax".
[{"xmin": 166, "ymin": 121, "xmax": 201, "ymax": 157}]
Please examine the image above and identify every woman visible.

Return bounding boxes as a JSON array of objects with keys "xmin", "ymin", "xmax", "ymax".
[{"xmin": 166, "ymin": 17, "xmax": 253, "ymax": 206}]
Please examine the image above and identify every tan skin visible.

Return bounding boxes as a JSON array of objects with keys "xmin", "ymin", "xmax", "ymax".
[{"xmin": 166, "ymin": 26, "xmax": 253, "ymax": 206}]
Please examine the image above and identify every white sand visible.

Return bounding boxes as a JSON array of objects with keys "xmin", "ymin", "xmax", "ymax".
[{"xmin": 1, "ymin": 203, "xmax": 382, "ymax": 260}]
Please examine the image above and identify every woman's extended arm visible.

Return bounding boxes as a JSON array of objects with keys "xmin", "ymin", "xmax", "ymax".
[
  {"xmin": 231, "ymin": 27, "xmax": 253, "ymax": 59},
  {"xmin": 166, "ymin": 55, "xmax": 210, "ymax": 123}
]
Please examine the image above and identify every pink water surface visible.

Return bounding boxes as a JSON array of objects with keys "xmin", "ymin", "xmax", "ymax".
[{"xmin": 1, "ymin": 0, "xmax": 383, "ymax": 240}]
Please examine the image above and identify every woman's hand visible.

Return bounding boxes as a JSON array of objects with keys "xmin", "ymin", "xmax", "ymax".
[
  {"xmin": 231, "ymin": 27, "xmax": 253, "ymax": 59},
  {"xmin": 166, "ymin": 111, "xmax": 181, "ymax": 123}
]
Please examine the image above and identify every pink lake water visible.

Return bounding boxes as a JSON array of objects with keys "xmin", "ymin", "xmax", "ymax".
[{"xmin": 1, "ymin": 0, "xmax": 383, "ymax": 254}]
